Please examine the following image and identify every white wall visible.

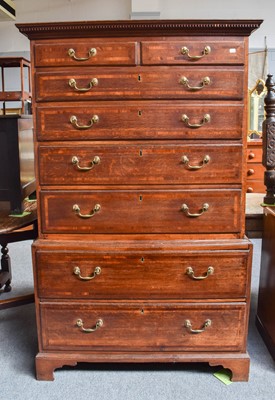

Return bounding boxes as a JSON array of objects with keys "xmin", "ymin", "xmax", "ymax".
[{"xmin": 0, "ymin": 0, "xmax": 274, "ymax": 53}]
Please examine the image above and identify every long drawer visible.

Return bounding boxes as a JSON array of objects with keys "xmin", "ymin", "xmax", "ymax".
[
  {"xmin": 36, "ymin": 102, "xmax": 244, "ymax": 141},
  {"xmin": 40, "ymin": 188, "xmax": 242, "ymax": 234},
  {"xmin": 40, "ymin": 302, "xmax": 247, "ymax": 352},
  {"xmin": 35, "ymin": 248, "xmax": 250, "ymax": 300},
  {"xmin": 35, "ymin": 67, "xmax": 244, "ymax": 101},
  {"xmin": 38, "ymin": 142, "xmax": 242, "ymax": 185}
]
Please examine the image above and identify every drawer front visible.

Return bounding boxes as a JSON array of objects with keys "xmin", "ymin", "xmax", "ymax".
[
  {"xmin": 36, "ymin": 249, "xmax": 249, "ymax": 300},
  {"xmin": 141, "ymin": 39, "xmax": 245, "ymax": 65},
  {"xmin": 34, "ymin": 41, "xmax": 138, "ymax": 66},
  {"xmin": 36, "ymin": 102, "xmax": 244, "ymax": 141},
  {"xmin": 246, "ymin": 163, "xmax": 265, "ymax": 181},
  {"xmin": 35, "ymin": 67, "xmax": 244, "ymax": 101},
  {"xmin": 247, "ymin": 146, "xmax": 262, "ymax": 163},
  {"xmin": 38, "ymin": 143, "xmax": 242, "ymax": 186},
  {"xmin": 246, "ymin": 181, "xmax": 266, "ymax": 193},
  {"xmin": 40, "ymin": 302, "xmax": 246, "ymax": 351},
  {"xmin": 40, "ymin": 189, "xmax": 242, "ymax": 234}
]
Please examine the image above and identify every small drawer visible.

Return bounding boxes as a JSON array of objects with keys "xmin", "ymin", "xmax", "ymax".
[
  {"xmin": 38, "ymin": 142, "xmax": 242, "ymax": 186},
  {"xmin": 40, "ymin": 302, "xmax": 247, "ymax": 352},
  {"xmin": 35, "ymin": 67, "xmax": 244, "ymax": 102},
  {"xmin": 40, "ymin": 188, "xmax": 242, "ymax": 235},
  {"xmin": 34, "ymin": 41, "xmax": 138, "ymax": 66},
  {"xmin": 141, "ymin": 39, "xmax": 245, "ymax": 65},
  {"xmin": 36, "ymin": 101, "xmax": 244, "ymax": 141},
  {"xmin": 247, "ymin": 146, "xmax": 262, "ymax": 163},
  {"xmin": 246, "ymin": 163, "xmax": 265, "ymax": 181},
  {"xmin": 246, "ymin": 181, "xmax": 266, "ymax": 193},
  {"xmin": 35, "ymin": 247, "xmax": 250, "ymax": 300}
]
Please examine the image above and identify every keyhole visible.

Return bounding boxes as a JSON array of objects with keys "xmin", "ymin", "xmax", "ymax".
[
  {"xmin": 140, "ymin": 308, "xmax": 144, "ymax": 314},
  {"xmin": 140, "ymin": 257, "xmax": 145, "ymax": 262},
  {"xmin": 138, "ymin": 110, "xmax": 142, "ymax": 117},
  {"xmin": 138, "ymin": 74, "xmax": 142, "ymax": 82},
  {"xmin": 139, "ymin": 149, "xmax": 143, "ymax": 157},
  {"xmin": 139, "ymin": 195, "xmax": 143, "ymax": 202}
]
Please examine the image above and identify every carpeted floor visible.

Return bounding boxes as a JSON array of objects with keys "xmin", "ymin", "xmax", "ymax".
[{"xmin": 0, "ymin": 239, "xmax": 274, "ymax": 400}]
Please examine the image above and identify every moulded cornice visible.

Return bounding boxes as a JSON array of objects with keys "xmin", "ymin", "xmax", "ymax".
[{"xmin": 16, "ymin": 19, "xmax": 263, "ymax": 39}]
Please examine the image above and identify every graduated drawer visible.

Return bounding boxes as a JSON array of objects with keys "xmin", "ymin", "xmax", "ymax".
[
  {"xmin": 40, "ymin": 302, "xmax": 247, "ymax": 352},
  {"xmin": 35, "ymin": 67, "xmax": 244, "ymax": 101},
  {"xmin": 38, "ymin": 142, "xmax": 242, "ymax": 186},
  {"xmin": 35, "ymin": 248, "xmax": 250, "ymax": 300},
  {"xmin": 40, "ymin": 188, "xmax": 242, "ymax": 234},
  {"xmin": 34, "ymin": 41, "xmax": 138, "ymax": 66},
  {"xmin": 141, "ymin": 39, "xmax": 245, "ymax": 65},
  {"xmin": 36, "ymin": 102, "xmax": 244, "ymax": 141}
]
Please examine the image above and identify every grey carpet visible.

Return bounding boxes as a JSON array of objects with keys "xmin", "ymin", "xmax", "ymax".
[{"xmin": 0, "ymin": 239, "xmax": 274, "ymax": 400}]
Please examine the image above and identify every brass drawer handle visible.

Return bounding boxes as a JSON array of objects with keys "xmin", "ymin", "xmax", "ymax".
[
  {"xmin": 181, "ymin": 203, "xmax": 209, "ymax": 218},
  {"xmin": 76, "ymin": 318, "xmax": 103, "ymax": 333},
  {"xmin": 180, "ymin": 76, "xmax": 210, "ymax": 91},
  {"xmin": 186, "ymin": 266, "xmax": 214, "ymax": 280},
  {"xmin": 184, "ymin": 319, "xmax": 212, "ymax": 334},
  {"xmin": 181, "ymin": 155, "xmax": 210, "ymax": 170},
  {"xmin": 70, "ymin": 115, "xmax": 99, "ymax": 129},
  {"xmin": 73, "ymin": 266, "xmax": 101, "ymax": 281},
  {"xmin": 72, "ymin": 155, "xmax": 100, "ymax": 171},
  {"xmin": 73, "ymin": 203, "xmax": 101, "ymax": 218},
  {"xmin": 181, "ymin": 45, "xmax": 211, "ymax": 60},
  {"xmin": 68, "ymin": 47, "xmax": 97, "ymax": 61},
  {"xmin": 181, "ymin": 113, "xmax": 211, "ymax": 128},
  {"xmin": 68, "ymin": 78, "xmax": 98, "ymax": 92}
]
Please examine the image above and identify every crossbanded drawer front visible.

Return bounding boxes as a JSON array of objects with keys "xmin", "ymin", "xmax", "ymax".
[
  {"xmin": 36, "ymin": 249, "xmax": 249, "ymax": 300},
  {"xmin": 141, "ymin": 39, "xmax": 245, "ymax": 65},
  {"xmin": 35, "ymin": 67, "xmax": 244, "ymax": 101},
  {"xmin": 40, "ymin": 302, "xmax": 246, "ymax": 351},
  {"xmin": 40, "ymin": 189, "xmax": 242, "ymax": 234},
  {"xmin": 38, "ymin": 143, "xmax": 242, "ymax": 186},
  {"xmin": 36, "ymin": 102, "xmax": 244, "ymax": 141},
  {"xmin": 34, "ymin": 41, "xmax": 138, "ymax": 66}
]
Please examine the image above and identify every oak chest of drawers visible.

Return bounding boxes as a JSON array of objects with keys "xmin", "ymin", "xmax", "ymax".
[{"xmin": 17, "ymin": 19, "xmax": 262, "ymax": 381}]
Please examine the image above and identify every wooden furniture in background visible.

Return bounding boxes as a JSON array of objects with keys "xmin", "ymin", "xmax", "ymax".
[
  {"xmin": 17, "ymin": 19, "xmax": 262, "ymax": 381},
  {"xmin": 256, "ymin": 74, "xmax": 275, "ymax": 359},
  {"xmin": 0, "ymin": 199, "xmax": 37, "ymax": 310},
  {"xmin": 246, "ymin": 139, "xmax": 265, "ymax": 193},
  {"xmin": 0, "ymin": 57, "xmax": 31, "ymax": 115},
  {"xmin": 0, "ymin": 114, "xmax": 35, "ymax": 214},
  {"xmin": 256, "ymin": 206, "xmax": 275, "ymax": 360}
]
